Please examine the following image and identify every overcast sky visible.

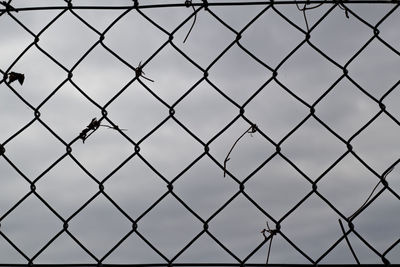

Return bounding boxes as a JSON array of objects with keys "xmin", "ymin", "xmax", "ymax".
[{"xmin": 0, "ymin": 0, "xmax": 399, "ymax": 265}]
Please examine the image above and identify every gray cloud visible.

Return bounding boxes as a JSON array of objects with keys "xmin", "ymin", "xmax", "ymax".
[{"xmin": 0, "ymin": 1, "xmax": 399, "ymax": 265}]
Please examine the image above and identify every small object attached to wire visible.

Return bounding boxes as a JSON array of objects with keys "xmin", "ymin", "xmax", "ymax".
[
  {"xmin": 183, "ymin": 0, "xmax": 197, "ymax": 43},
  {"xmin": 135, "ymin": 61, "xmax": 154, "ymax": 82},
  {"xmin": 79, "ymin": 117, "xmax": 127, "ymax": 143},
  {"xmin": 7, "ymin": 72, "xmax": 25, "ymax": 85}
]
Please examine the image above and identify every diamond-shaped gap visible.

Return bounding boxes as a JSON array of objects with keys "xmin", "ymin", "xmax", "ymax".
[
  {"xmin": 74, "ymin": 9, "xmax": 126, "ymax": 32},
  {"xmin": 138, "ymin": 194, "xmax": 202, "ymax": 259},
  {"xmin": 208, "ymin": 194, "xmax": 268, "ymax": 259},
  {"xmin": 71, "ymin": 45, "xmax": 133, "ymax": 105},
  {"xmin": 173, "ymin": 157, "xmax": 237, "ymax": 219},
  {"xmin": 245, "ymin": 80, "xmax": 308, "ymax": 142},
  {"xmin": 34, "ymin": 232, "xmax": 95, "ymax": 264},
  {"xmin": 378, "ymin": 7, "xmax": 400, "ymax": 52},
  {"xmin": 352, "ymin": 113, "xmax": 400, "ymax": 174},
  {"xmin": 240, "ymin": 8, "xmax": 304, "ymax": 67},
  {"xmin": 280, "ymin": 193, "xmax": 343, "ymax": 261},
  {"xmin": 281, "ymin": 117, "xmax": 346, "ymax": 179},
  {"xmin": 0, "ymin": 157, "xmax": 29, "ymax": 217},
  {"xmin": 210, "ymin": 118, "xmax": 276, "ymax": 180},
  {"xmin": 175, "ymin": 81, "xmax": 237, "ymax": 141},
  {"xmin": 35, "ymin": 156, "xmax": 98, "ymax": 218},
  {"xmin": 71, "ymin": 117, "xmax": 133, "ymax": 180},
  {"xmin": 353, "ymin": 190, "xmax": 400, "ymax": 253},
  {"xmin": 175, "ymin": 233, "xmax": 237, "ymax": 263},
  {"xmin": 13, "ymin": 9, "xmax": 61, "ymax": 34},
  {"xmin": 348, "ymin": 38, "xmax": 400, "ymax": 99},
  {"xmin": 173, "ymin": 9, "xmax": 236, "ymax": 68},
  {"xmin": 104, "ymin": 9, "xmax": 167, "ymax": 67},
  {"xmin": 68, "ymin": 194, "xmax": 131, "ymax": 258},
  {"xmin": 103, "ymin": 232, "xmax": 167, "ymax": 264},
  {"xmin": 106, "ymin": 82, "xmax": 168, "ymax": 142},
  {"xmin": 246, "ymin": 233, "xmax": 310, "ymax": 264},
  {"xmin": 38, "ymin": 11, "xmax": 98, "ymax": 68},
  {"xmin": 4, "ymin": 120, "xmax": 66, "ymax": 179},
  {"xmin": 318, "ymin": 153, "xmax": 385, "ymax": 219},
  {"xmin": 211, "ymin": 5, "xmax": 265, "ymax": 32},
  {"xmin": 208, "ymin": 44, "xmax": 272, "ymax": 105},
  {"xmin": 346, "ymin": 4, "xmax": 394, "ymax": 25},
  {"xmin": 9, "ymin": 46, "xmax": 67, "ymax": 107},
  {"xmin": 0, "ymin": 82, "xmax": 32, "ymax": 142},
  {"xmin": 315, "ymin": 77, "xmax": 379, "ymax": 139},
  {"xmin": 139, "ymin": 119, "xmax": 203, "ymax": 180},
  {"xmin": 278, "ymin": 43, "xmax": 342, "ymax": 104},
  {"xmin": 245, "ymin": 155, "xmax": 310, "ymax": 220},
  {"xmin": 40, "ymin": 82, "xmax": 100, "ymax": 142},
  {"xmin": 0, "ymin": 234, "xmax": 27, "ymax": 263},
  {"xmin": 273, "ymin": 2, "xmax": 331, "ymax": 32},
  {"xmin": 145, "ymin": 44, "xmax": 203, "ymax": 105},
  {"xmin": 141, "ymin": 5, "xmax": 191, "ymax": 33},
  {"xmin": 0, "ymin": 194, "xmax": 61, "ymax": 258},
  {"xmin": 310, "ymin": 7, "xmax": 372, "ymax": 65},
  {"xmin": 383, "ymin": 85, "xmax": 400, "ymax": 123},
  {"xmin": 104, "ymin": 156, "xmax": 166, "ymax": 219},
  {"xmin": 0, "ymin": 13, "xmax": 32, "ymax": 67}
]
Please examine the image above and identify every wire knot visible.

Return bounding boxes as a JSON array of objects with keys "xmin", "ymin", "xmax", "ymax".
[
  {"xmin": 135, "ymin": 61, "xmax": 154, "ymax": 82},
  {"xmin": 1, "ymin": 1, "xmax": 18, "ymax": 12}
]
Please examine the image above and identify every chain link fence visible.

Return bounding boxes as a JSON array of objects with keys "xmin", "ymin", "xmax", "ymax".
[{"xmin": 0, "ymin": 0, "xmax": 400, "ymax": 265}]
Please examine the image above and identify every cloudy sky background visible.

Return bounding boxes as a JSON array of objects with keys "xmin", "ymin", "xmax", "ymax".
[{"xmin": 0, "ymin": 0, "xmax": 399, "ymax": 264}]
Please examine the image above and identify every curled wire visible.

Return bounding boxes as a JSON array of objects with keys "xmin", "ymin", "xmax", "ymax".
[
  {"xmin": 79, "ymin": 117, "xmax": 127, "ymax": 143},
  {"xmin": 223, "ymin": 124, "xmax": 257, "ymax": 177},
  {"xmin": 295, "ymin": 0, "xmax": 349, "ymax": 32}
]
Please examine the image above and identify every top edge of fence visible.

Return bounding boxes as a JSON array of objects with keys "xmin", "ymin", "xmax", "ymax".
[{"xmin": 1, "ymin": 0, "xmax": 399, "ymax": 13}]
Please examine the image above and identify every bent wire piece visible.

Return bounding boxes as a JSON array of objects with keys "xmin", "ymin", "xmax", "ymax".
[
  {"xmin": 183, "ymin": 0, "xmax": 197, "ymax": 43},
  {"xmin": 261, "ymin": 221, "xmax": 278, "ymax": 265},
  {"xmin": 79, "ymin": 117, "xmax": 127, "ymax": 143},
  {"xmin": 223, "ymin": 124, "xmax": 257, "ymax": 177}
]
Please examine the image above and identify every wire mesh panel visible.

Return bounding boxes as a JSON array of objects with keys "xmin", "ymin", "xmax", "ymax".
[{"xmin": 0, "ymin": 0, "xmax": 399, "ymax": 266}]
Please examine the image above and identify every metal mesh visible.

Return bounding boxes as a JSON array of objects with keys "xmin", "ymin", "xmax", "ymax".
[{"xmin": 0, "ymin": 0, "xmax": 399, "ymax": 265}]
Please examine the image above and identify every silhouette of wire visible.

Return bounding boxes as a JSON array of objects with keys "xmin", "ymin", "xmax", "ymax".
[
  {"xmin": 348, "ymin": 166, "xmax": 395, "ymax": 221},
  {"xmin": 338, "ymin": 219, "xmax": 360, "ymax": 264},
  {"xmin": 183, "ymin": 0, "xmax": 197, "ymax": 43},
  {"xmin": 223, "ymin": 124, "xmax": 257, "ymax": 177},
  {"xmin": 0, "ymin": 1, "xmax": 399, "ymax": 266}
]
